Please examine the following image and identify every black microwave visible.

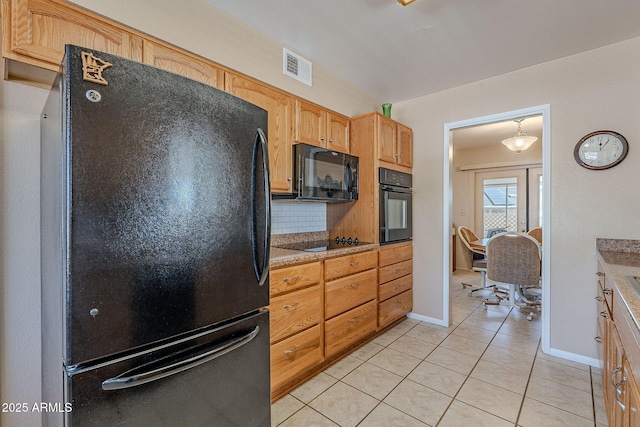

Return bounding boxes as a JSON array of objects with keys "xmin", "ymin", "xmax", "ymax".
[{"xmin": 293, "ymin": 143, "xmax": 358, "ymax": 202}]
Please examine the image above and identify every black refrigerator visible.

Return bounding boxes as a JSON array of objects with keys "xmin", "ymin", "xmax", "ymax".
[{"xmin": 40, "ymin": 45, "xmax": 271, "ymax": 426}]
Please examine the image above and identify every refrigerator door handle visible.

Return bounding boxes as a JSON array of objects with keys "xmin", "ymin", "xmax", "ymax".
[
  {"xmin": 252, "ymin": 129, "xmax": 271, "ymax": 287},
  {"xmin": 101, "ymin": 326, "xmax": 260, "ymax": 391}
]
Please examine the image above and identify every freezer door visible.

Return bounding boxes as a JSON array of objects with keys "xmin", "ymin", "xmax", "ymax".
[
  {"xmin": 62, "ymin": 311, "xmax": 270, "ymax": 427},
  {"xmin": 57, "ymin": 46, "xmax": 271, "ymax": 364}
]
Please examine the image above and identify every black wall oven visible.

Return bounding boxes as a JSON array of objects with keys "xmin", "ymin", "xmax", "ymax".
[{"xmin": 379, "ymin": 167, "xmax": 412, "ymax": 245}]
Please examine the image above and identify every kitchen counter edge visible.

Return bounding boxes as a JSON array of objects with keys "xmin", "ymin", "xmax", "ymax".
[
  {"xmin": 270, "ymin": 243, "xmax": 380, "ymax": 269},
  {"xmin": 597, "ymin": 249, "xmax": 640, "ymax": 335}
]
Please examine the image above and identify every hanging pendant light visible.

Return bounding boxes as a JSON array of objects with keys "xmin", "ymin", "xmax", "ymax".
[
  {"xmin": 398, "ymin": 0, "xmax": 416, "ymax": 5},
  {"xmin": 501, "ymin": 119, "xmax": 538, "ymax": 153}
]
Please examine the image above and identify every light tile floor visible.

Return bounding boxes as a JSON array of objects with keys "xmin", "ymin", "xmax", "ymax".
[{"xmin": 271, "ymin": 270, "xmax": 609, "ymax": 427}]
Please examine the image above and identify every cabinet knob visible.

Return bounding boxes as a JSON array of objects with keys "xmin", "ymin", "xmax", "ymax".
[
  {"xmin": 287, "ymin": 177, "xmax": 292, "ymax": 182},
  {"xmin": 595, "ymin": 296, "xmax": 604, "ymax": 302},
  {"xmin": 600, "ymin": 311, "xmax": 609, "ymax": 319},
  {"xmin": 603, "ymin": 288, "xmax": 612, "ymax": 295},
  {"xmin": 329, "ymin": 139, "xmax": 333, "ymax": 143},
  {"xmin": 596, "ymin": 272, "xmax": 605, "ymax": 277},
  {"xmin": 595, "ymin": 336, "xmax": 603, "ymax": 343},
  {"xmin": 321, "ymin": 136, "xmax": 325, "ymax": 141}
]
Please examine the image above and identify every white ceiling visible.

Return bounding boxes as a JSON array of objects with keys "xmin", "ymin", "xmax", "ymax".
[{"xmin": 207, "ymin": 0, "xmax": 640, "ymax": 103}]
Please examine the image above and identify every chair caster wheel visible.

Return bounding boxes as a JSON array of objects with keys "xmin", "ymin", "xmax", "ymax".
[{"xmin": 527, "ymin": 314, "xmax": 534, "ymax": 321}]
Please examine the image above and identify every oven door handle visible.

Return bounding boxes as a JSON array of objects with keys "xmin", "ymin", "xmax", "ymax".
[{"xmin": 381, "ymin": 184, "xmax": 411, "ymax": 193}]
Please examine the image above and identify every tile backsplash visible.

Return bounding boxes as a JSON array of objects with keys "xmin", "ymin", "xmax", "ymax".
[{"xmin": 271, "ymin": 200, "xmax": 326, "ymax": 235}]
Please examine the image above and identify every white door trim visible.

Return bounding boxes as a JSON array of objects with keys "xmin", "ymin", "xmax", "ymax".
[{"xmin": 443, "ymin": 104, "xmax": 551, "ymax": 353}]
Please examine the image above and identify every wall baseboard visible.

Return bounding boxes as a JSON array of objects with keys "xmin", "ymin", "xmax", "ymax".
[
  {"xmin": 407, "ymin": 312, "xmax": 448, "ymax": 327},
  {"xmin": 546, "ymin": 346, "xmax": 601, "ymax": 368}
]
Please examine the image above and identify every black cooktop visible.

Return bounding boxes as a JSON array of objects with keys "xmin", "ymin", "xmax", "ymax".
[{"xmin": 275, "ymin": 237, "xmax": 371, "ymax": 252}]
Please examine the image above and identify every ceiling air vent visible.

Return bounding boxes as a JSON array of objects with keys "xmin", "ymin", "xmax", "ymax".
[{"xmin": 283, "ymin": 48, "xmax": 312, "ymax": 86}]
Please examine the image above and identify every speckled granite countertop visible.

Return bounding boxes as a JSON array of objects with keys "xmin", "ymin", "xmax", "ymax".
[
  {"xmin": 597, "ymin": 238, "xmax": 640, "ymax": 333},
  {"xmin": 269, "ymin": 231, "xmax": 379, "ymax": 269}
]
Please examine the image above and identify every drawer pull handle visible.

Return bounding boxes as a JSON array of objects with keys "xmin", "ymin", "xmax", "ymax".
[
  {"xmin": 595, "ymin": 336, "xmax": 603, "ymax": 343},
  {"xmin": 395, "ymin": 299, "xmax": 403, "ymax": 305},
  {"xmin": 614, "ymin": 379, "xmax": 627, "ymax": 411},
  {"xmin": 348, "ymin": 282, "xmax": 360, "ymax": 289},
  {"xmin": 612, "ymin": 366, "xmax": 623, "ymax": 387},
  {"xmin": 394, "ymin": 285, "xmax": 402, "ymax": 290},
  {"xmin": 395, "ymin": 253, "xmax": 401, "ymax": 257},
  {"xmin": 395, "ymin": 269, "xmax": 403, "ymax": 273},
  {"xmin": 284, "ymin": 302, "xmax": 300, "ymax": 310},
  {"xmin": 348, "ymin": 316, "xmax": 360, "ymax": 323},
  {"xmin": 596, "ymin": 272, "xmax": 604, "ymax": 277},
  {"xmin": 349, "ymin": 261, "xmax": 360, "ymax": 268},
  {"xmin": 595, "ymin": 296, "xmax": 604, "ymax": 302},
  {"xmin": 600, "ymin": 311, "xmax": 609, "ymax": 319},
  {"xmin": 283, "ymin": 275, "xmax": 300, "ymax": 283},
  {"xmin": 603, "ymin": 288, "xmax": 612, "ymax": 295},
  {"xmin": 284, "ymin": 345, "xmax": 300, "ymax": 355}
]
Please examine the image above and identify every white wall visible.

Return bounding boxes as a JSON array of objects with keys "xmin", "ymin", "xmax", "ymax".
[
  {"xmin": 394, "ymin": 36, "xmax": 640, "ymax": 362},
  {"xmin": 0, "ymin": 2, "xmax": 380, "ymax": 426},
  {"xmin": 0, "ymin": 61, "xmax": 49, "ymax": 427}
]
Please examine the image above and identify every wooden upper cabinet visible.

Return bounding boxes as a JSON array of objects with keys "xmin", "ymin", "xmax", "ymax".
[
  {"xmin": 142, "ymin": 40, "xmax": 224, "ymax": 89},
  {"xmin": 295, "ymin": 99, "xmax": 349, "ymax": 153},
  {"xmin": 397, "ymin": 123, "xmax": 413, "ymax": 168},
  {"xmin": 225, "ymin": 72, "xmax": 294, "ymax": 193},
  {"xmin": 327, "ymin": 113, "xmax": 349, "ymax": 153},
  {"xmin": 2, "ymin": 0, "xmax": 142, "ymax": 72},
  {"xmin": 377, "ymin": 114, "xmax": 397, "ymax": 163},
  {"xmin": 295, "ymin": 100, "xmax": 325, "ymax": 147}
]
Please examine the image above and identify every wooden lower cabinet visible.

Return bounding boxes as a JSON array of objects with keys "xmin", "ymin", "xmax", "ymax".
[
  {"xmin": 324, "ymin": 269, "xmax": 377, "ymax": 319},
  {"xmin": 379, "ymin": 289, "xmax": 413, "ymax": 329},
  {"xmin": 270, "ymin": 284, "xmax": 321, "ymax": 343},
  {"xmin": 598, "ymin": 263, "xmax": 640, "ymax": 427},
  {"xmin": 325, "ymin": 300, "xmax": 377, "ymax": 358},
  {"xmin": 378, "ymin": 242, "xmax": 413, "ymax": 327},
  {"xmin": 271, "ymin": 246, "xmax": 414, "ymax": 399},
  {"xmin": 270, "ymin": 324, "xmax": 323, "ymax": 391},
  {"xmin": 269, "ymin": 261, "xmax": 322, "ymax": 395}
]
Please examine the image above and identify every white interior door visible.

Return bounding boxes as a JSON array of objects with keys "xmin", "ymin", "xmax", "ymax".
[{"xmin": 475, "ymin": 169, "xmax": 527, "ymax": 237}]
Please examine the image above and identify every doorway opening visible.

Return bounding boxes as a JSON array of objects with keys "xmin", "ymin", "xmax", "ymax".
[{"xmin": 443, "ymin": 105, "xmax": 551, "ymax": 353}]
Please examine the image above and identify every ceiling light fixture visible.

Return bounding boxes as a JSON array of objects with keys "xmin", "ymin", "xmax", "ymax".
[
  {"xmin": 501, "ymin": 118, "xmax": 538, "ymax": 153},
  {"xmin": 397, "ymin": 0, "xmax": 416, "ymax": 5}
]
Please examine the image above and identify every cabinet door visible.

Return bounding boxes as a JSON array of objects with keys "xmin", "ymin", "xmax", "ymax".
[
  {"xmin": 377, "ymin": 114, "xmax": 397, "ymax": 163},
  {"xmin": 142, "ymin": 40, "xmax": 224, "ymax": 89},
  {"xmin": 627, "ymin": 360, "xmax": 640, "ymax": 427},
  {"xmin": 4, "ymin": 0, "xmax": 142, "ymax": 70},
  {"xmin": 327, "ymin": 113, "xmax": 350, "ymax": 153},
  {"xmin": 397, "ymin": 123, "xmax": 413, "ymax": 168},
  {"xmin": 295, "ymin": 100, "xmax": 326, "ymax": 147},
  {"xmin": 608, "ymin": 323, "xmax": 625, "ymax": 427},
  {"xmin": 225, "ymin": 73, "xmax": 293, "ymax": 193}
]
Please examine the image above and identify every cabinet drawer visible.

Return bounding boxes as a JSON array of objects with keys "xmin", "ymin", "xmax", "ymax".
[
  {"xmin": 379, "ymin": 259, "xmax": 412, "ymax": 284},
  {"xmin": 270, "ymin": 261, "xmax": 321, "ymax": 296},
  {"xmin": 325, "ymin": 300, "xmax": 377, "ymax": 358},
  {"xmin": 324, "ymin": 251, "xmax": 377, "ymax": 281},
  {"xmin": 325, "ymin": 269, "xmax": 377, "ymax": 319},
  {"xmin": 271, "ymin": 324, "xmax": 323, "ymax": 391},
  {"xmin": 378, "ymin": 289, "xmax": 413, "ymax": 329},
  {"xmin": 378, "ymin": 243, "xmax": 413, "ymax": 267},
  {"xmin": 270, "ymin": 285, "xmax": 321, "ymax": 343},
  {"xmin": 379, "ymin": 274, "xmax": 413, "ymax": 302}
]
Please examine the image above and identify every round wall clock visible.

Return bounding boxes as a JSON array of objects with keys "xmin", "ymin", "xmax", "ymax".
[{"xmin": 574, "ymin": 130, "xmax": 629, "ymax": 170}]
